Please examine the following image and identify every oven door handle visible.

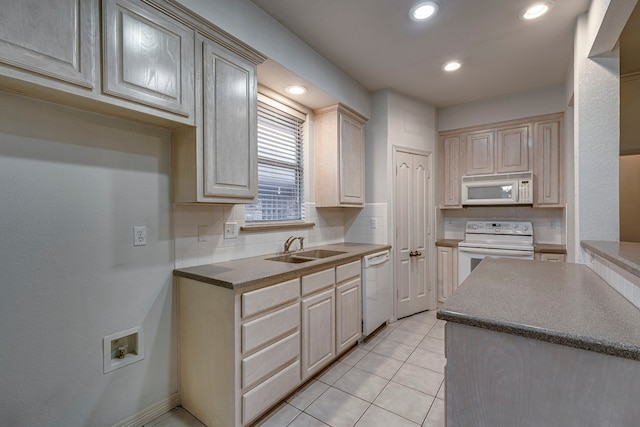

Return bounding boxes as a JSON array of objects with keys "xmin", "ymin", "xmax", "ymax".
[{"xmin": 458, "ymin": 247, "xmax": 533, "ymax": 257}]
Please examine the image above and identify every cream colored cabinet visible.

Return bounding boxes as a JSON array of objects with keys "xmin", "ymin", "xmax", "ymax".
[
  {"xmin": 301, "ymin": 268, "xmax": 336, "ymax": 380},
  {"xmin": 172, "ymin": 35, "xmax": 260, "ymax": 203},
  {"xmin": 178, "ymin": 277, "xmax": 301, "ymax": 427},
  {"xmin": 535, "ymin": 253, "xmax": 566, "ymax": 262},
  {"xmin": 533, "ymin": 116, "xmax": 564, "ymax": 207},
  {"xmin": 103, "ymin": 0, "xmax": 195, "ymax": 118},
  {"xmin": 437, "ymin": 246, "xmax": 458, "ymax": 303},
  {"xmin": 336, "ymin": 261, "xmax": 362, "ymax": 354},
  {"xmin": 441, "ymin": 134, "xmax": 463, "ymax": 208},
  {"xmin": 466, "ymin": 131, "xmax": 495, "ymax": 175},
  {"xmin": 496, "ymin": 125, "xmax": 530, "ymax": 173},
  {"xmin": 315, "ymin": 104, "xmax": 367, "ymax": 207},
  {"xmin": 0, "ymin": 0, "xmax": 98, "ymax": 88}
]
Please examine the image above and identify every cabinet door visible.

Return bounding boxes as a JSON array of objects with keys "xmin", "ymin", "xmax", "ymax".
[
  {"xmin": 466, "ymin": 131, "xmax": 495, "ymax": 175},
  {"xmin": 202, "ymin": 38, "xmax": 257, "ymax": 200},
  {"xmin": 534, "ymin": 119, "xmax": 563, "ymax": 207},
  {"xmin": 336, "ymin": 277, "xmax": 361, "ymax": 354},
  {"xmin": 301, "ymin": 288, "xmax": 335, "ymax": 380},
  {"xmin": 103, "ymin": 0, "xmax": 194, "ymax": 117},
  {"xmin": 437, "ymin": 247, "xmax": 457, "ymax": 303},
  {"xmin": 339, "ymin": 112, "xmax": 365, "ymax": 205},
  {"xmin": 496, "ymin": 125, "xmax": 530, "ymax": 173},
  {"xmin": 442, "ymin": 135, "xmax": 462, "ymax": 207},
  {"xmin": 0, "ymin": 0, "xmax": 97, "ymax": 88}
]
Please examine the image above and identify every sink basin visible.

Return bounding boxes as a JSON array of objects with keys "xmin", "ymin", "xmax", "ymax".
[
  {"xmin": 265, "ymin": 254, "xmax": 314, "ymax": 263},
  {"xmin": 265, "ymin": 249, "xmax": 347, "ymax": 263},
  {"xmin": 294, "ymin": 249, "xmax": 346, "ymax": 258}
]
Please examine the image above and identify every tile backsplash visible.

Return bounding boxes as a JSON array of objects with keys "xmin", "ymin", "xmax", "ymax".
[
  {"xmin": 441, "ymin": 206, "xmax": 565, "ymax": 244},
  {"xmin": 174, "ymin": 203, "xmax": 388, "ymax": 268}
]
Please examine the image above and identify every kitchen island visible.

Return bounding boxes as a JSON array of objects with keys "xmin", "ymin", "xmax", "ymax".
[{"xmin": 437, "ymin": 258, "xmax": 640, "ymax": 427}]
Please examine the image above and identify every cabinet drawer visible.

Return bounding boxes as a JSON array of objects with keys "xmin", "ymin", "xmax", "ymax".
[
  {"xmin": 242, "ymin": 332, "xmax": 299, "ymax": 390},
  {"xmin": 242, "ymin": 360, "xmax": 300, "ymax": 424},
  {"xmin": 301, "ymin": 268, "xmax": 335, "ymax": 296},
  {"xmin": 242, "ymin": 278, "xmax": 299, "ymax": 318},
  {"xmin": 242, "ymin": 303, "xmax": 299, "ymax": 354},
  {"xmin": 336, "ymin": 260, "xmax": 361, "ymax": 283}
]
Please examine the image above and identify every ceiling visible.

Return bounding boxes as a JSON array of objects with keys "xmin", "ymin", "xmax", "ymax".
[{"xmin": 251, "ymin": 0, "xmax": 591, "ymax": 109}]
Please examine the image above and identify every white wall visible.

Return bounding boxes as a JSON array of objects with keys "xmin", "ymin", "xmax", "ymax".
[
  {"xmin": 438, "ymin": 84, "xmax": 566, "ymax": 131},
  {"xmin": 0, "ymin": 92, "xmax": 176, "ymax": 425},
  {"xmin": 175, "ymin": 0, "xmax": 371, "ymax": 117}
]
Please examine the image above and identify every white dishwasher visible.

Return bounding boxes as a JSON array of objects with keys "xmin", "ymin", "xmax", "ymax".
[{"xmin": 361, "ymin": 250, "xmax": 392, "ymax": 337}]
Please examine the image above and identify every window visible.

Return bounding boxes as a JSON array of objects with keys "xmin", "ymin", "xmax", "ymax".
[{"xmin": 245, "ymin": 95, "xmax": 305, "ymax": 223}]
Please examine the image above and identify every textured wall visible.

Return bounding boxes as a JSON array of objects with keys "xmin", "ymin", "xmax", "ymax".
[{"xmin": 0, "ymin": 92, "xmax": 176, "ymax": 425}]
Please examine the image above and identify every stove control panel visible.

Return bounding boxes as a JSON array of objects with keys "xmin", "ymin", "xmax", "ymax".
[{"xmin": 465, "ymin": 221, "xmax": 532, "ymax": 236}]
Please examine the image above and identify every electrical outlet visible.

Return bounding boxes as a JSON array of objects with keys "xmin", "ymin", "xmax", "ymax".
[
  {"xmin": 133, "ymin": 226, "xmax": 147, "ymax": 246},
  {"xmin": 370, "ymin": 218, "xmax": 378, "ymax": 229},
  {"xmin": 224, "ymin": 221, "xmax": 239, "ymax": 239}
]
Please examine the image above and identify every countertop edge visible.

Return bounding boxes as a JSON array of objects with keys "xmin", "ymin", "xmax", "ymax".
[
  {"xmin": 437, "ymin": 309, "xmax": 640, "ymax": 361},
  {"xmin": 173, "ymin": 244, "xmax": 391, "ymax": 291},
  {"xmin": 582, "ymin": 240, "xmax": 640, "ymax": 278}
]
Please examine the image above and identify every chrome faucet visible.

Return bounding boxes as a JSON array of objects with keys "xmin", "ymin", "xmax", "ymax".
[{"xmin": 283, "ymin": 236, "xmax": 304, "ymax": 253}]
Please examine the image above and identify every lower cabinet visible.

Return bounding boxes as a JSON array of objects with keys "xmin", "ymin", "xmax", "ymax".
[
  {"xmin": 178, "ymin": 259, "xmax": 362, "ymax": 427},
  {"xmin": 437, "ymin": 246, "xmax": 458, "ymax": 303},
  {"xmin": 535, "ymin": 253, "xmax": 566, "ymax": 262}
]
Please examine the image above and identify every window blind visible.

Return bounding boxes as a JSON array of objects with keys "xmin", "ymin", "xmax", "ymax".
[{"xmin": 245, "ymin": 99, "xmax": 305, "ymax": 222}]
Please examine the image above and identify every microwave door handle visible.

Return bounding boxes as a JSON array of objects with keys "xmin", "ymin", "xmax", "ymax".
[{"xmin": 458, "ymin": 247, "xmax": 532, "ymax": 257}]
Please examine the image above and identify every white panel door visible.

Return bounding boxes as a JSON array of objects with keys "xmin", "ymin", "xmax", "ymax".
[{"xmin": 395, "ymin": 151, "xmax": 431, "ymax": 319}]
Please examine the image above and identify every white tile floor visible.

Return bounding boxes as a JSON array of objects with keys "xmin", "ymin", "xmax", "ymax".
[{"xmin": 146, "ymin": 310, "xmax": 445, "ymax": 427}]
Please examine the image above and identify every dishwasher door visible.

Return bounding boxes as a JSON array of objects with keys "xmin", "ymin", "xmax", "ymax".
[{"xmin": 362, "ymin": 250, "xmax": 392, "ymax": 337}]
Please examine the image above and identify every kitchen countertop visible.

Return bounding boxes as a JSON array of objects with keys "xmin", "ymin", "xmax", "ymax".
[
  {"xmin": 534, "ymin": 243, "xmax": 566, "ymax": 254},
  {"xmin": 437, "ymin": 258, "xmax": 640, "ymax": 361},
  {"xmin": 435, "ymin": 239, "xmax": 462, "ymax": 248},
  {"xmin": 582, "ymin": 240, "xmax": 640, "ymax": 278},
  {"xmin": 173, "ymin": 243, "xmax": 391, "ymax": 291}
]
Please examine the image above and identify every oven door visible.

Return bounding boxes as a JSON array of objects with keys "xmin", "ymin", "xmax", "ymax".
[{"xmin": 458, "ymin": 246, "xmax": 534, "ymax": 285}]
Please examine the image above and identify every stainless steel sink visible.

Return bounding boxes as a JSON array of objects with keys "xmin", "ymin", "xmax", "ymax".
[
  {"xmin": 265, "ymin": 249, "xmax": 346, "ymax": 263},
  {"xmin": 294, "ymin": 249, "xmax": 346, "ymax": 259},
  {"xmin": 265, "ymin": 254, "xmax": 314, "ymax": 263}
]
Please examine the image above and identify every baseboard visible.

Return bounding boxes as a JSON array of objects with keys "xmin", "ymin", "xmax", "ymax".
[{"xmin": 113, "ymin": 393, "xmax": 180, "ymax": 427}]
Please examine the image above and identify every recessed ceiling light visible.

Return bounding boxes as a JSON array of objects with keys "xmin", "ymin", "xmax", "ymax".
[
  {"xmin": 285, "ymin": 85, "xmax": 307, "ymax": 95},
  {"xmin": 443, "ymin": 61, "xmax": 462, "ymax": 72},
  {"xmin": 520, "ymin": 1, "xmax": 554, "ymax": 20},
  {"xmin": 410, "ymin": 1, "xmax": 439, "ymax": 21}
]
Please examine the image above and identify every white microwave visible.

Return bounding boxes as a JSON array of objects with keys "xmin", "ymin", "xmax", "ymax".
[{"xmin": 461, "ymin": 172, "xmax": 533, "ymax": 205}]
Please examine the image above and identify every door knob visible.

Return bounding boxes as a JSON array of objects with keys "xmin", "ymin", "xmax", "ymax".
[{"xmin": 409, "ymin": 251, "xmax": 422, "ymax": 257}]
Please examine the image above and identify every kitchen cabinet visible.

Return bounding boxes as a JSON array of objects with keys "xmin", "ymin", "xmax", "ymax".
[
  {"xmin": 437, "ymin": 246, "xmax": 458, "ymax": 303},
  {"xmin": 533, "ymin": 116, "xmax": 564, "ymax": 207},
  {"xmin": 178, "ymin": 277, "xmax": 301, "ymax": 427},
  {"xmin": 439, "ymin": 113, "xmax": 563, "ymax": 209},
  {"xmin": 496, "ymin": 125, "xmax": 530, "ymax": 173},
  {"xmin": 466, "ymin": 131, "xmax": 495, "ymax": 175},
  {"xmin": 536, "ymin": 253, "xmax": 566, "ymax": 262},
  {"xmin": 315, "ymin": 104, "xmax": 367, "ymax": 207},
  {"xmin": 335, "ymin": 261, "xmax": 362, "ymax": 354},
  {"xmin": 172, "ymin": 34, "xmax": 261, "ymax": 203},
  {"xmin": 178, "ymin": 256, "xmax": 363, "ymax": 426},
  {"xmin": 0, "ymin": 0, "xmax": 98, "ymax": 89},
  {"xmin": 301, "ymin": 269, "xmax": 336, "ymax": 380},
  {"xmin": 441, "ymin": 134, "xmax": 463, "ymax": 208},
  {"xmin": 102, "ymin": 0, "xmax": 195, "ymax": 118}
]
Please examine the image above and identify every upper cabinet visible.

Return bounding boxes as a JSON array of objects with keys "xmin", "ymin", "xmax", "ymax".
[
  {"xmin": 0, "ymin": 0, "xmax": 98, "ymax": 88},
  {"xmin": 315, "ymin": 104, "xmax": 368, "ymax": 207},
  {"xmin": 439, "ymin": 113, "xmax": 563, "ymax": 209},
  {"xmin": 533, "ymin": 116, "xmax": 563, "ymax": 207},
  {"xmin": 102, "ymin": 0, "xmax": 195, "ymax": 118},
  {"xmin": 172, "ymin": 34, "xmax": 262, "ymax": 203}
]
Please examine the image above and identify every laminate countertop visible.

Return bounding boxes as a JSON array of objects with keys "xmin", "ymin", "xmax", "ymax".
[
  {"xmin": 582, "ymin": 240, "xmax": 640, "ymax": 278},
  {"xmin": 173, "ymin": 243, "xmax": 391, "ymax": 291},
  {"xmin": 437, "ymin": 258, "xmax": 640, "ymax": 361}
]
